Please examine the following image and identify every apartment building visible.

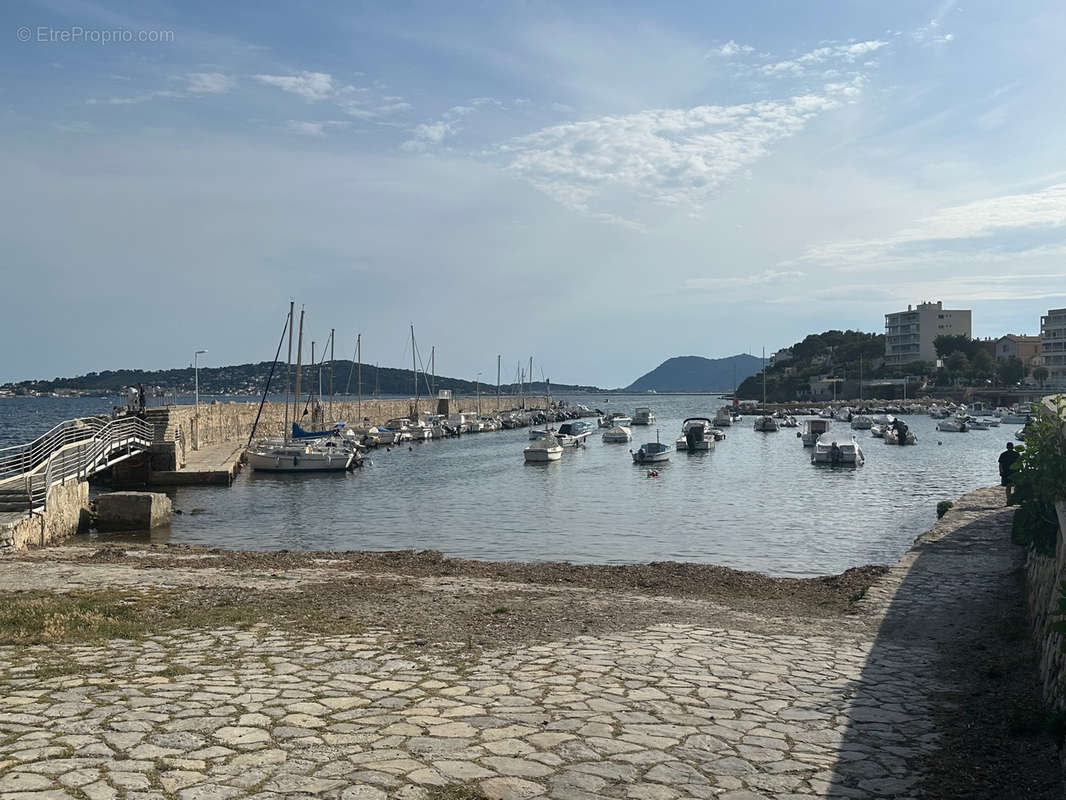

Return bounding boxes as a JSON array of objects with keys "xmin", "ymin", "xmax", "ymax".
[
  {"xmin": 1041, "ymin": 308, "xmax": 1066, "ymax": 385},
  {"xmin": 884, "ymin": 300, "xmax": 972, "ymax": 365}
]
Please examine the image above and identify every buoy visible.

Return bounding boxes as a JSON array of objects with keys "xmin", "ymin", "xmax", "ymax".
[
  {"xmin": 938, "ymin": 441, "xmax": 943, "ymax": 446},
  {"xmin": 408, "ymin": 446, "xmax": 413, "ymax": 451},
  {"xmin": 647, "ymin": 470, "xmax": 659, "ymax": 478}
]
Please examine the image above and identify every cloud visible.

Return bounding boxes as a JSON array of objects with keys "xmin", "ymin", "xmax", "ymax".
[
  {"xmin": 283, "ymin": 120, "xmax": 350, "ymax": 136},
  {"xmin": 685, "ymin": 270, "xmax": 805, "ymax": 290},
  {"xmin": 792, "ymin": 183, "xmax": 1066, "ymax": 271},
  {"xmin": 401, "ymin": 104, "xmax": 479, "ymax": 151},
  {"xmin": 254, "ymin": 71, "xmax": 335, "ymax": 101},
  {"xmin": 86, "ymin": 91, "xmax": 182, "ymax": 105},
  {"xmin": 496, "ymin": 87, "xmax": 861, "ymax": 220},
  {"xmin": 714, "ymin": 40, "xmax": 754, "ymax": 58},
  {"xmin": 340, "ymin": 99, "xmax": 413, "ymax": 121},
  {"xmin": 759, "ymin": 40, "xmax": 888, "ymax": 77},
  {"xmin": 185, "ymin": 73, "xmax": 234, "ymax": 94}
]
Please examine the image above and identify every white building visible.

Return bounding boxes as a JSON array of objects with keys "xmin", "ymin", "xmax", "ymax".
[
  {"xmin": 884, "ymin": 301, "xmax": 972, "ymax": 366},
  {"xmin": 1040, "ymin": 308, "xmax": 1066, "ymax": 385}
]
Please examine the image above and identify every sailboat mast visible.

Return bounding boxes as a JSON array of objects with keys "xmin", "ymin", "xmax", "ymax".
[
  {"xmin": 529, "ymin": 356, "xmax": 534, "ymax": 403},
  {"xmin": 859, "ymin": 355, "xmax": 863, "ymax": 403},
  {"xmin": 330, "ymin": 328, "xmax": 335, "ymax": 421},
  {"xmin": 284, "ymin": 301, "xmax": 293, "ymax": 441},
  {"xmin": 497, "ymin": 354, "xmax": 501, "ymax": 408},
  {"xmin": 294, "ymin": 308, "xmax": 304, "ymax": 426},
  {"xmin": 357, "ymin": 334, "xmax": 362, "ymax": 423},
  {"xmin": 431, "ymin": 346, "xmax": 435, "ymax": 395},
  {"xmin": 411, "ymin": 324, "xmax": 418, "ymax": 417},
  {"xmin": 761, "ymin": 347, "xmax": 766, "ymax": 406},
  {"xmin": 311, "ymin": 341, "xmax": 317, "ymax": 409}
]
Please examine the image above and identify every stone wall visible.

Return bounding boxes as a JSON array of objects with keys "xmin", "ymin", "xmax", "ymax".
[
  {"xmin": 0, "ymin": 479, "xmax": 88, "ymax": 553},
  {"xmin": 162, "ymin": 395, "xmax": 550, "ymax": 451},
  {"xmin": 1026, "ymin": 500, "xmax": 1066, "ymax": 715}
]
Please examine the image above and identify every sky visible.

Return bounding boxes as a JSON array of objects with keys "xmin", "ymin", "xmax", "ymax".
[{"xmin": 2, "ymin": 0, "xmax": 1065, "ymax": 388}]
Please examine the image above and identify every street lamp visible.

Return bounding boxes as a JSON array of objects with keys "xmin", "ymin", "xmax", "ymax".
[{"xmin": 194, "ymin": 349, "xmax": 208, "ymax": 415}]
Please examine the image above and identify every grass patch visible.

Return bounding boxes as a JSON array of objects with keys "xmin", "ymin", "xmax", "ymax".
[
  {"xmin": 492, "ymin": 607, "xmax": 510, "ymax": 615},
  {"xmin": 0, "ymin": 588, "xmax": 366, "ymax": 645}
]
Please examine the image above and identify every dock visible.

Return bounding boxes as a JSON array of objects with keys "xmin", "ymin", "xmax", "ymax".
[{"xmin": 148, "ymin": 441, "xmax": 243, "ymax": 486}]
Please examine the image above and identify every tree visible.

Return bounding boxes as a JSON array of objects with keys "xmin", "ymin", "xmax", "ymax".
[
  {"xmin": 945, "ymin": 351, "xmax": 969, "ymax": 374},
  {"xmin": 935, "ymin": 334, "xmax": 971, "ymax": 359},
  {"xmin": 1034, "ymin": 366, "xmax": 1050, "ymax": 388},
  {"xmin": 998, "ymin": 357, "xmax": 1026, "ymax": 386}
]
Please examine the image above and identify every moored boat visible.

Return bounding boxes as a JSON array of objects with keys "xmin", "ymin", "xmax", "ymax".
[
  {"xmin": 811, "ymin": 433, "xmax": 864, "ymax": 466},
  {"xmin": 801, "ymin": 419, "xmax": 830, "ymax": 446},
  {"xmin": 675, "ymin": 418, "xmax": 715, "ymax": 452}
]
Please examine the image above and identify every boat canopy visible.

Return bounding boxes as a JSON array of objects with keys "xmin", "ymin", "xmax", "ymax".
[{"xmin": 292, "ymin": 421, "xmax": 345, "ymax": 439}]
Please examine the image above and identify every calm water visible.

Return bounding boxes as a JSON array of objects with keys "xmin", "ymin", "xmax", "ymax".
[{"xmin": 1, "ymin": 395, "xmax": 1015, "ymax": 576}]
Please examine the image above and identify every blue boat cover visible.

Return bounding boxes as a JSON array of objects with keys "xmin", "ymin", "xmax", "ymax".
[{"xmin": 292, "ymin": 422, "xmax": 345, "ymax": 438}]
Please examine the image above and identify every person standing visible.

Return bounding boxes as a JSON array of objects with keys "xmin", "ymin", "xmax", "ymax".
[{"xmin": 998, "ymin": 442, "xmax": 1020, "ymax": 501}]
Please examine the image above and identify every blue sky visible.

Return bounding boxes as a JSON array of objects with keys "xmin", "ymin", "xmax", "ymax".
[{"xmin": 2, "ymin": 0, "xmax": 1065, "ymax": 387}]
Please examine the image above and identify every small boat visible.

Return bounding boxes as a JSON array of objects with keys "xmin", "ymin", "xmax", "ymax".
[
  {"xmin": 632, "ymin": 438, "xmax": 671, "ymax": 463},
  {"xmin": 966, "ymin": 417, "xmax": 990, "ymax": 431},
  {"xmin": 675, "ymin": 418, "xmax": 716, "ymax": 452},
  {"xmin": 753, "ymin": 415, "xmax": 779, "ymax": 432},
  {"xmin": 850, "ymin": 415, "xmax": 873, "ymax": 430},
  {"xmin": 936, "ymin": 418, "xmax": 969, "ymax": 433},
  {"xmin": 555, "ymin": 420, "xmax": 595, "ymax": 447},
  {"xmin": 778, "ymin": 415, "xmax": 798, "ymax": 428},
  {"xmin": 870, "ymin": 424, "xmax": 885, "ymax": 438},
  {"xmin": 602, "ymin": 425, "xmax": 632, "ymax": 443},
  {"xmin": 714, "ymin": 407, "xmax": 733, "ymax": 427},
  {"xmin": 811, "ymin": 433, "xmax": 865, "ymax": 466},
  {"xmin": 247, "ymin": 441, "xmax": 354, "ymax": 472},
  {"xmin": 524, "ymin": 436, "xmax": 563, "ymax": 462},
  {"xmin": 884, "ymin": 427, "xmax": 918, "ymax": 445},
  {"xmin": 598, "ymin": 412, "xmax": 632, "ymax": 429},
  {"xmin": 632, "ymin": 407, "xmax": 655, "ymax": 425},
  {"xmin": 529, "ymin": 426, "xmax": 556, "ymax": 441},
  {"xmin": 801, "ymin": 419, "xmax": 830, "ymax": 446}
]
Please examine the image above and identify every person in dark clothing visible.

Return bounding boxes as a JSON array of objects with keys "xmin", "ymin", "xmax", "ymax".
[
  {"xmin": 998, "ymin": 442, "xmax": 1020, "ymax": 500},
  {"xmin": 892, "ymin": 418, "xmax": 908, "ymax": 445},
  {"xmin": 137, "ymin": 383, "xmax": 146, "ymax": 413}
]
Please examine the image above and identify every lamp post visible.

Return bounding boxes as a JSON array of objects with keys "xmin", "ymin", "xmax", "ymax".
[
  {"xmin": 194, "ymin": 349, "xmax": 208, "ymax": 416},
  {"xmin": 476, "ymin": 372, "xmax": 482, "ymax": 415}
]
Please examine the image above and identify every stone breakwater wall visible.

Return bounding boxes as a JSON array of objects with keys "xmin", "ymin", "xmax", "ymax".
[
  {"xmin": 1025, "ymin": 499, "xmax": 1066, "ymax": 722},
  {"xmin": 0, "ymin": 479, "xmax": 88, "ymax": 553},
  {"xmin": 163, "ymin": 395, "xmax": 550, "ymax": 452}
]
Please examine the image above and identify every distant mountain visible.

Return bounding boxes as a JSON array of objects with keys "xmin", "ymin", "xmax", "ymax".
[
  {"xmin": 0, "ymin": 361, "xmax": 604, "ymax": 397},
  {"xmin": 625, "ymin": 355, "xmax": 763, "ymax": 393}
]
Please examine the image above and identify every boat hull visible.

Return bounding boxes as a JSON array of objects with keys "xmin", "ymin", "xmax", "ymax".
[
  {"xmin": 524, "ymin": 447, "xmax": 562, "ymax": 462},
  {"xmin": 246, "ymin": 450, "xmax": 353, "ymax": 472}
]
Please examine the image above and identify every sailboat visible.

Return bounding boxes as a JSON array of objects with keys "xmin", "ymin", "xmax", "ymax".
[
  {"xmin": 246, "ymin": 306, "xmax": 355, "ymax": 473},
  {"xmin": 524, "ymin": 366, "xmax": 563, "ymax": 462},
  {"xmin": 753, "ymin": 347, "xmax": 779, "ymax": 432}
]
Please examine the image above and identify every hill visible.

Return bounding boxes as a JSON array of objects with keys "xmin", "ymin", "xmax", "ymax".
[
  {"xmin": 625, "ymin": 355, "xmax": 763, "ymax": 393},
  {"xmin": 735, "ymin": 330, "xmax": 886, "ymax": 402},
  {"xmin": 1, "ymin": 361, "xmax": 603, "ymax": 397}
]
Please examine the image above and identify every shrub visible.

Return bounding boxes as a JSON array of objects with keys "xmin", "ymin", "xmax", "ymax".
[
  {"xmin": 937, "ymin": 500, "xmax": 954, "ymax": 519},
  {"xmin": 1011, "ymin": 398, "xmax": 1066, "ymax": 556}
]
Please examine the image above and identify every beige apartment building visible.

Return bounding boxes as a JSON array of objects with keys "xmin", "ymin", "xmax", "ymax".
[{"xmin": 884, "ymin": 301, "xmax": 972, "ymax": 366}]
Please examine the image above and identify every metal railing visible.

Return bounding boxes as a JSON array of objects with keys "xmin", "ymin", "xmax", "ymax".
[{"xmin": 0, "ymin": 415, "xmax": 155, "ymax": 511}]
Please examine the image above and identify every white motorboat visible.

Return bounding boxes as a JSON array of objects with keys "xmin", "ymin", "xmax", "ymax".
[
  {"xmin": 778, "ymin": 415, "xmax": 798, "ymax": 428},
  {"xmin": 851, "ymin": 415, "xmax": 873, "ymax": 430},
  {"xmin": 599, "ymin": 412, "xmax": 632, "ymax": 429},
  {"xmin": 801, "ymin": 419, "xmax": 830, "ymax": 446},
  {"xmin": 632, "ymin": 407, "xmax": 655, "ymax": 425},
  {"xmin": 714, "ymin": 407, "xmax": 733, "ymax": 427},
  {"xmin": 524, "ymin": 436, "xmax": 562, "ymax": 462},
  {"xmin": 529, "ymin": 427, "xmax": 556, "ymax": 441},
  {"xmin": 555, "ymin": 420, "xmax": 595, "ymax": 447},
  {"xmin": 811, "ymin": 433, "xmax": 864, "ymax": 466},
  {"xmin": 602, "ymin": 425, "xmax": 632, "ymax": 443},
  {"xmin": 936, "ymin": 418, "xmax": 969, "ymax": 433},
  {"xmin": 966, "ymin": 417, "xmax": 990, "ymax": 431},
  {"xmin": 870, "ymin": 424, "xmax": 885, "ymax": 438},
  {"xmin": 753, "ymin": 415, "xmax": 779, "ymax": 432},
  {"xmin": 884, "ymin": 427, "xmax": 918, "ymax": 445},
  {"xmin": 675, "ymin": 418, "xmax": 716, "ymax": 452},
  {"xmin": 872, "ymin": 414, "xmax": 895, "ymax": 427}
]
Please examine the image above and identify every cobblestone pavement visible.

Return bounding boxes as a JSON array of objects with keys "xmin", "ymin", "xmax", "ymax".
[{"xmin": 0, "ymin": 488, "xmax": 1040, "ymax": 799}]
